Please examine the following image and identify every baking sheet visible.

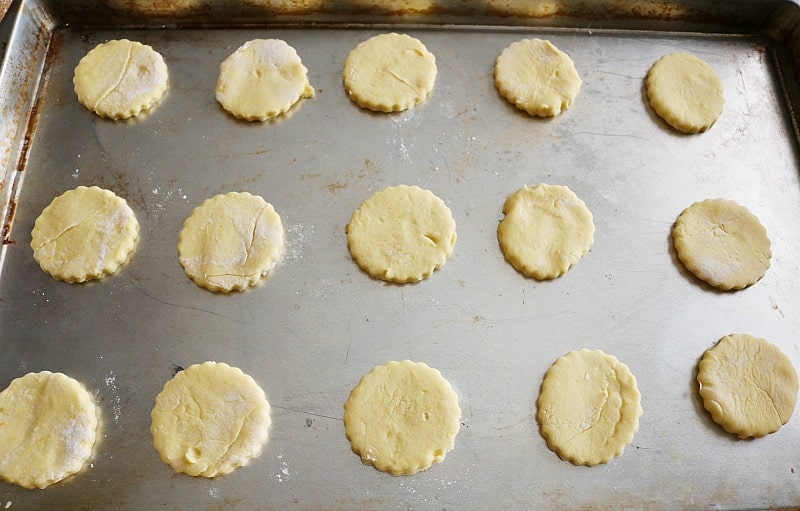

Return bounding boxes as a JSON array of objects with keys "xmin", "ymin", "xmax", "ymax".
[{"xmin": 2, "ymin": 1, "xmax": 800, "ymax": 509}]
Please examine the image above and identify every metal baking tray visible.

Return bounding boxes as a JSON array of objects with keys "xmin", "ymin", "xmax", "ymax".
[{"xmin": 2, "ymin": 0, "xmax": 800, "ymax": 509}]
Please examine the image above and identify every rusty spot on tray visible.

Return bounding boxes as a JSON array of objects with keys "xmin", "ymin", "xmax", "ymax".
[
  {"xmin": 2, "ymin": 198, "xmax": 16, "ymax": 244},
  {"xmin": 326, "ymin": 181, "xmax": 347, "ymax": 193}
]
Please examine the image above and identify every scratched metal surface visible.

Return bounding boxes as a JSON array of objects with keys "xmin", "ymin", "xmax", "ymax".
[{"xmin": 1, "ymin": 4, "xmax": 800, "ymax": 510}]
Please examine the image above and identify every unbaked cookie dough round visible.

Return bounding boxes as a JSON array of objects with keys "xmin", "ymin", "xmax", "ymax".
[
  {"xmin": 498, "ymin": 184, "xmax": 594, "ymax": 280},
  {"xmin": 672, "ymin": 198, "xmax": 770, "ymax": 290},
  {"xmin": 151, "ymin": 362, "xmax": 271, "ymax": 477},
  {"xmin": 646, "ymin": 52, "xmax": 724, "ymax": 133},
  {"xmin": 346, "ymin": 185, "xmax": 456, "ymax": 283},
  {"xmin": 215, "ymin": 39, "xmax": 314, "ymax": 121},
  {"xmin": 31, "ymin": 186, "xmax": 139, "ymax": 283},
  {"xmin": 344, "ymin": 360, "xmax": 460, "ymax": 475},
  {"xmin": 0, "ymin": 371, "xmax": 98, "ymax": 489},
  {"xmin": 343, "ymin": 33, "xmax": 437, "ymax": 112},
  {"xmin": 73, "ymin": 39, "xmax": 168, "ymax": 120},
  {"xmin": 698, "ymin": 334, "xmax": 798, "ymax": 439},
  {"xmin": 537, "ymin": 349, "xmax": 642, "ymax": 466},
  {"xmin": 494, "ymin": 38, "xmax": 582, "ymax": 117},
  {"xmin": 177, "ymin": 192, "xmax": 284, "ymax": 293}
]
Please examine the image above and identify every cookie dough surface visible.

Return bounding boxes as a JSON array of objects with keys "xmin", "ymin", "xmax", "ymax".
[
  {"xmin": 672, "ymin": 198, "xmax": 770, "ymax": 290},
  {"xmin": 177, "ymin": 192, "xmax": 284, "ymax": 293},
  {"xmin": 494, "ymin": 38, "xmax": 582, "ymax": 117},
  {"xmin": 151, "ymin": 362, "xmax": 271, "ymax": 477},
  {"xmin": 215, "ymin": 39, "xmax": 314, "ymax": 121},
  {"xmin": 498, "ymin": 184, "xmax": 594, "ymax": 279},
  {"xmin": 537, "ymin": 349, "xmax": 642, "ymax": 466},
  {"xmin": 344, "ymin": 360, "xmax": 460, "ymax": 475},
  {"xmin": 73, "ymin": 39, "xmax": 168, "ymax": 120},
  {"xmin": 646, "ymin": 52, "xmax": 724, "ymax": 133},
  {"xmin": 0, "ymin": 371, "xmax": 98, "ymax": 489},
  {"xmin": 346, "ymin": 185, "xmax": 456, "ymax": 283},
  {"xmin": 698, "ymin": 334, "xmax": 798, "ymax": 438},
  {"xmin": 31, "ymin": 186, "xmax": 139, "ymax": 283},
  {"xmin": 343, "ymin": 33, "xmax": 437, "ymax": 112}
]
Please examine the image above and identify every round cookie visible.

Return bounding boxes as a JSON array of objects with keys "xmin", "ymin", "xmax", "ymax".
[
  {"xmin": 73, "ymin": 39, "xmax": 168, "ymax": 120},
  {"xmin": 151, "ymin": 362, "xmax": 272, "ymax": 477},
  {"xmin": 672, "ymin": 198, "xmax": 771, "ymax": 290},
  {"xmin": 494, "ymin": 38, "xmax": 582, "ymax": 117},
  {"xmin": 215, "ymin": 39, "xmax": 314, "ymax": 121},
  {"xmin": 497, "ymin": 184, "xmax": 594, "ymax": 280},
  {"xmin": 0, "ymin": 371, "xmax": 98, "ymax": 489},
  {"xmin": 31, "ymin": 186, "xmax": 139, "ymax": 283},
  {"xmin": 646, "ymin": 52, "xmax": 724, "ymax": 133},
  {"xmin": 698, "ymin": 334, "xmax": 798, "ymax": 438},
  {"xmin": 177, "ymin": 192, "xmax": 284, "ymax": 293},
  {"xmin": 343, "ymin": 33, "xmax": 437, "ymax": 112},
  {"xmin": 344, "ymin": 360, "xmax": 461, "ymax": 475},
  {"xmin": 537, "ymin": 349, "xmax": 642, "ymax": 466},
  {"xmin": 346, "ymin": 185, "xmax": 456, "ymax": 283}
]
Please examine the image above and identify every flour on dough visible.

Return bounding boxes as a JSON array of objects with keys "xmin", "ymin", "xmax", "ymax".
[
  {"xmin": 343, "ymin": 33, "xmax": 437, "ymax": 112},
  {"xmin": 346, "ymin": 185, "xmax": 456, "ymax": 283},
  {"xmin": 0, "ymin": 371, "xmax": 98, "ymax": 489},
  {"xmin": 494, "ymin": 38, "xmax": 582, "ymax": 117},
  {"xmin": 698, "ymin": 334, "xmax": 798, "ymax": 438},
  {"xmin": 73, "ymin": 39, "xmax": 168, "ymax": 120},
  {"xmin": 177, "ymin": 192, "xmax": 284, "ymax": 293},
  {"xmin": 215, "ymin": 39, "xmax": 314, "ymax": 121},
  {"xmin": 151, "ymin": 362, "xmax": 271, "ymax": 477},
  {"xmin": 498, "ymin": 184, "xmax": 594, "ymax": 280},
  {"xmin": 646, "ymin": 52, "xmax": 724, "ymax": 133},
  {"xmin": 31, "ymin": 186, "xmax": 139, "ymax": 283},
  {"xmin": 344, "ymin": 360, "xmax": 460, "ymax": 475},
  {"xmin": 672, "ymin": 198, "xmax": 770, "ymax": 290},
  {"xmin": 537, "ymin": 349, "xmax": 642, "ymax": 466}
]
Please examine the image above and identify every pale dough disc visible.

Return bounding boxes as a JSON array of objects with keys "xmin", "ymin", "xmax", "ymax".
[
  {"xmin": 698, "ymin": 334, "xmax": 798, "ymax": 439},
  {"xmin": 646, "ymin": 52, "xmax": 724, "ymax": 133},
  {"xmin": 672, "ymin": 198, "xmax": 771, "ymax": 290},
  {"xmin": 151, "ymin": 362, "xmax": 271, "ymax": 477},
  {"xmin": 346, "ymin": 185, "xmax": 456, "ymax": 283},
  {"xmin": 343, "ymin": 33, "xmax": 437, "ymax": 112},
  {"xmin": 177, "ymin": 192, "xmax": 284, "ymax": 293},
  {"xmin": 0, "ymin": 371, "xmax": 98, "ymax": 489},
  {"xmin": 31, "ymin": 186, "xmax": 139, "ymax": 283},
  {"xmin": 73, "ymin": 39, "xmax": 168, "ymax": 120},
  {"xmin": 497, "ymin": 184, "xmax": 594, "ymax": 280},
  {"xmin": 344, "ymin": 360, "xmax": 461, "ymax": 475},
  {"xmin": 494, "ymin": 38, "xmax": 582, "ymax": 117},
  {"xmin": 537, "ymin": 349, "xmax": 642, "ymax": 466},
  {"xmin": 215, "ymin": 39, "xmax": 315, "ymax": 121}
]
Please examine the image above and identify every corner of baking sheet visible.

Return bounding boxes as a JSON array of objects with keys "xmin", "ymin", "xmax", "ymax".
[{"xmin": 765, "ymin": 0, "xmax": 800, "ymax": 150}]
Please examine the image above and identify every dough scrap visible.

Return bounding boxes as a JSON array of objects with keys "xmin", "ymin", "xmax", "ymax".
[
  {"xmin": 0, "ymin": 372, "xmax": 98, "ymax": 489},
  {"xmin": 494, "ymin": 38, "xmax": 582, "ymax": 117},
  {"xmin": 672, "ymin": 198, "xmax": 771, "ymax": 290},
  {"xmin": 346, "ymin": 185, "xmax": 456, "ymax": 283},
  {"xmin": 177, "ymin": 192, "xmax": 284, "ymax": 293},
  {"xmin": 31, "ymin": 186, "xmax": 139, "ymax": 283},
  {"xmin": 344, "ymin": 360, "xmax": 460, "ymax": 475},
  {"xmin": 215, "ymin": 39, "xmax": 314, "ymax": 121},
  {"xmin": 498, "ymin": 184, "xmax": 594, "ymax": 280},
  {"xmin": 537, "ymin": 349, "xmax": 642, "ymax": 466},
  {"xmin": 343, "ymin": 33, "xmax": 437, "ymax": 112},
  {"xmin": 698, "ymin": 334, "xmax": 798, "ymax": 439},
  {"xmin": 73, "ymin": 39, "xmax": 168, "ymax": 120},
  {"xmin": 646, "ymin": 52, "xmax": 724, "ymax": 133},
  {"xmin": 151, "ymin": 362, "xmax": 271, "ymax": 477}
]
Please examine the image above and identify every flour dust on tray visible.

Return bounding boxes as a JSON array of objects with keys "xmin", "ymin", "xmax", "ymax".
[
  {"xmin": 31, "ymin": 186, "xmax": 139, "ymax": 283},
  {"xmin": 73, "ymin": 39, "xmax": 168, "ymax": 120},
  {"xmin": 150, "ymin": 362, "xmax": 271, "ymax": 477},
  {"xmin": 344, "ymin": 360, "xmax": 461, "ymax": 476},
  {"xmin": 0, "ymin": 372, "xmax": 98, "ymax": 489}
]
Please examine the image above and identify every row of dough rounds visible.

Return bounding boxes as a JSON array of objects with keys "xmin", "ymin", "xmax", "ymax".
[
  {"xmin": 1, "ymin": 334, "xmax": 796, "ymax": 488},
  {"xmin": 73, "ymin": 35, "xmax": 724, "ymax": 133}
]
